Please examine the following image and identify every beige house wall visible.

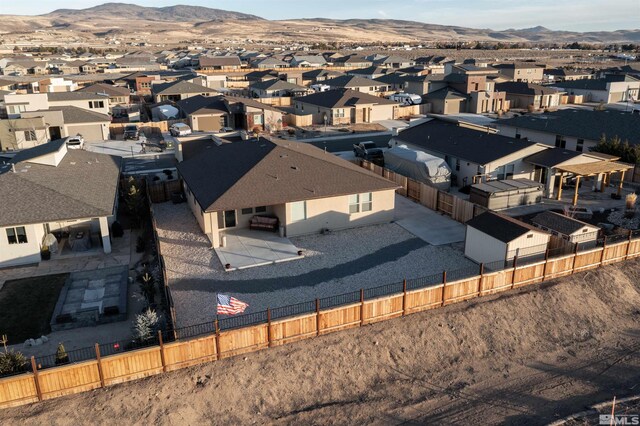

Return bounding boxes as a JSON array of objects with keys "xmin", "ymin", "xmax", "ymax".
[{"xmin": 464, "ymin": 226, "xmax": 507, "ymax": 264}]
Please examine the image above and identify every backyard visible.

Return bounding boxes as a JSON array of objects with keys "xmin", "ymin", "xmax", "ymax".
[
  {"xmin": 153, "ymin": 201, "xmax": 477, "ymax": 328},
  {"xmin": 0, "ymin": 274, "xmax": 68, "ymax": 344}
]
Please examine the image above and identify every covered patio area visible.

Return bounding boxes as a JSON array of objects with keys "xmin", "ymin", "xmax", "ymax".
[
  {"xmin": 215, "ymin": 228, "xmax": 303, "ymax": 271},
  {"xmin": 556, "ymin": 161, "xmax": 634, "ymax": 206}
]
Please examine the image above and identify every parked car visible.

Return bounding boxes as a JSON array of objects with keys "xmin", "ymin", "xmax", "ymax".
[
  {"xmin": 123, "ymin": 124, "xmax": 139, "ymax": 140},
  {"xmin": 170, "ymin": 123, "xmax": 192, "ymax": 137},
  {"xmin": 353, "ymin": 141, "xmax": 384, "ymax": 166},
  {"xmin": 65, "ymin": 135, "xmax": 84, "ymax": 150}
]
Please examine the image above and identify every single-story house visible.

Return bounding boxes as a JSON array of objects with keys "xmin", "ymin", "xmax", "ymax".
[
  {"xmin": 0, "ymin": 139, "xmax": 121, "ymax": 267},
  {"xmin": 199, "ymin": 55, "xmax": 242, "ymax": 71},
  {"xmin": 176, "ymin": 95, "xmax": 231, "ymax": 132},
  {"xmin": 531, "ymin": 211, "xmax": 599, "ymax": 249},
  {"xmin": 301, "ymin": 69, "xmax": 345, "ymax": 85},
  {"xmin": 465, "ymin": 211, "xmax": 550, "ymax": 265},
  {"xmin": 249, "ymin": 79, "xmax": 312, "ymax": 98},
  {"xmin": 294, "ymin": 88, "xmax": 399, "ymax": 125},
  {"xmin": 152, "ymin": 80, "xmax": 218, "ymax": 103},
  {"xmin": 496, "ymin": 109, "xmax": 640, "ymax": 153},
  {"xmin": 225, "ymin": 96, "xmax": 285, "ymax": 132},
  {"xmin": 289, "ymin": 55, "xmax": 327, "ymax": 68},
  {"xmin": 322, "ymin": 75, "xmax": 388, "ymax": 95},
  {"xmin": 551, "ymin": 75, "xmax": 640, "ymax": 104},
  {"xmin": 423, "ymin": 87, "xmax": 468, "ymax": 114},
  {"xmin": 177, "ymin": 137, "xmax": 399, "ymax": 247},
  {"xmin": 495, "ymin": 82, "xmax": 564, "ymax": 110},
  {"xmin": 391, "ymin": 119, "xmax": 549, "ymax": 187}
]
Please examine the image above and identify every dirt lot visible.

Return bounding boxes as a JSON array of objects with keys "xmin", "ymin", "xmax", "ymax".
[{"xmin": 2, "ymin": 259, "xmax": 639, "ymax": 425}]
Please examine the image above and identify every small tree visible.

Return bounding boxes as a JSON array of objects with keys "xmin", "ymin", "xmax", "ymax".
[
  {"xmin": 124, "ymin": 177, "xmax": 145, "ymax": 228},
  {"xmin": 133, "ymin": 309, "xmax": 159, "ymax": 342},
  {"xmin": 138, "ymin": 271, "xmax": 156, "ymax": 306},
  {"xmin": 55, "ymin": 343, "xmax": 69, "ymax": 365},
  {"xmin": 0, "ymin": 350, "xmax": 27, "ymax": 376}
]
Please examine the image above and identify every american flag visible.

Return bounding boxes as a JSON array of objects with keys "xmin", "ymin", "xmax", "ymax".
[{"xmin": 216, "ymin": 294, "xmax": 249, "ymax": 315}]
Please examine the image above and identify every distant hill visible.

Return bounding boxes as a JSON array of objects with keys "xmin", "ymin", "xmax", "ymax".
[
  {"xmin": 44, "ymin": 3, "xmax": 262, "ymax": 21},
  {"xmin": 0, "ymin": 3, "xmax": 638, "ymax": 44}
]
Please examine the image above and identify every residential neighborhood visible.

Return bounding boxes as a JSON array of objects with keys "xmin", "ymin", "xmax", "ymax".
[{"xmin": 0, "ymin": 1, "xmax": 639, "ymax": 424}]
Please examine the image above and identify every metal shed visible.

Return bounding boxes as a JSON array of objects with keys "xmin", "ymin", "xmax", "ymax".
[{"xmin": 469, "ymin": 179, "xmax": 543, "ymax": 210}]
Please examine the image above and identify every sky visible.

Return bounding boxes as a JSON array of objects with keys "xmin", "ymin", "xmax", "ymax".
[{"xmin": 1, "ymin": 0, "xmax": 638, "ymax": 32}]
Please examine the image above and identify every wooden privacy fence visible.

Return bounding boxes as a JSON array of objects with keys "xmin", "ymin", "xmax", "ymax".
[
  {"xmin": 147, "ymin": 179, "xmax": 183, "ymax": 204},
  {"xmin": 2, "ymin": 235, "xmax": 640, "ymax": 410},
  {"xmin": 361, "ymin": 160, "xmax": 486, "ymax": 224}
]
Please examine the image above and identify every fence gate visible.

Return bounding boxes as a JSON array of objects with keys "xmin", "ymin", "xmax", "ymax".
[{"xmin": 437, "ymin": 192, "xmax": 454, "ymax": 216}]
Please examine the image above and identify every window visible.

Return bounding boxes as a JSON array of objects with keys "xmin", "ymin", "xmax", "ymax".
[
  {"xmin": 89, "ymin": 101, "xmax": 105, "ymax": 109},
  {"xmin": 241, "ymin": 208, "xmax": 253, "ymax": 215},
  {"xmin": 24, "ymin": 130, "xmax": 37, "ymax": 141},
  {"xmin": 334, "ymin": 108, "xmax": 345, "ymax": 118},
  {"xmin": 253, "ymin": 114, "xmax": 263, "ymax": 125},
  {"xmin": 290, "ymin": 201, "xmax": 307, "ymax": 222},
  {"xmin": 555, "ymin": 134, "xmax": 566, "ymax": 148},
  {"xmin": 6, "ymin": 227, "xmax": 27, "ymax": 244},
  {"xmin": 349, "ymin": 193, "xmax": 373, "ymax": 214},
  {"xmin": 255, "ymin": 206, "xmax": 267, "ymax": 213},
  {"xmin": 496, "ymin": 164, "xmax": 515, "ymax": 180},
  {"xmin": 576, "ymin": 138, "xmax": 584, "ymax": 152},
  {"xmin": 455, "ymin": 159, "xmax": 460, "ymax": 172}
]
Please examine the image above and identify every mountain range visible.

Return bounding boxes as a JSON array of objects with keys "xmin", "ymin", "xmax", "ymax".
[{"xmin": 0, "ymin": 3, "xmax": 638, "ymax": 44}]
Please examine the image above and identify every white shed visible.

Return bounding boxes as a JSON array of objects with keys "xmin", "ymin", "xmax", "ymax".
[
  {"xmin": 465, "ymin": 211, "xmax": 550, "ymax": 266},
  {"xmin": 531, "ymin": 211, "xmax": 600, "ymax": 249}
]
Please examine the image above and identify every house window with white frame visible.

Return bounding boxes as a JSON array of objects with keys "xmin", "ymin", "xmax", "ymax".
[
  {"xmin": 24, "ymin": 130, "xmax": 37, "ymax": 141},
  {"xmin": 6, "ymin": 226, "xmax": 28, "ymax": 244},
  {"xmin": 290, "ymin": 201, "xmax": 307, "ymax": 222},
  {"xmin": 349, "ymin": 193, "xmax": 373, "ymax": 214},
  {"xmin": 496, "ymin": 164, "xmax": 515, "ymax": 180},
  {"xmin": 333, "ymin": 108, "xmax": 345, "ymax": 118}
]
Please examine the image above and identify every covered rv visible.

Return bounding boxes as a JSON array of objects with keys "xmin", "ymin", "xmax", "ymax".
[{"xmin": 384, "ymin": 145, "xmax": 451, "ymax": 191}]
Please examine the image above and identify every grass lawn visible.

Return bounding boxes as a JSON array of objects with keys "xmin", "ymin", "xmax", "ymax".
[{"xmin": 0, "ymin": 274, "xmax": 68, "ymax": 345}]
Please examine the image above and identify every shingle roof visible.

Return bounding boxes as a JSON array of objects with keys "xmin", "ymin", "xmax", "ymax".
[
  {"xmin": 77, "ymin": 83, "xmax": 130, "ymax": 97},
  {"xmin": 497, "ymin": 109, "xmax": 640, "ymax": 145},
  {"xmin": 466, "ymin": 211, "xmax": 544, "ymax": 243},
  {"xmin": 199, "ymin": 56, "xmax": 241, "ymax": 67},
  {"xmin": 0, "ymin": 144, "xmax": 121, "ymax": 227},
  {"xmin": 250, "ymin": 79, "xmax": 308, "ymax": 92},
  {"xmin": 524, "ymin": 148, "xmax": 583, "ymax": 168},
  {"xmin": 395, "ymin": 119, "xmax": 538, "ymax": 165},
  {"xmin": 48, "ymin": 106, "xmax": 111, "ymax": 124},
  {"xmin": 11, "ymin": 139, "xmax": 66, "ymax": 164},
  {"xmin": 152, "ymin": 80, "xmax": 218, "ymax": 96},
  {"xmin": 531, "ymin": 211, "xmax": 598, "ymax": 236},
  {"xmin": 324, "ymin": 75, "xmax": 386, "ymax": 88},
  {"xmin": 176, "ymin": 95, "xmax": 229, "ymax": 116},
  {"xmin": 302, "ymin": 69, "xmax": 344, "ymax": 79},
  {"xmin": 347, "ymin": 66, "xmax": 388, "ymax": 76},
  {"xmin": 553, "ymin": 75, "xmax": 639, "ymax": 91},
  {"xmin": 423, "ymin": 87, "xmax": 467, "ymax": 100},
  {"xmin": 294, "ymin": 88, "xmax": 398, "ymax": 109},
  {"xmin": 47, "ymin": 92, "xmax": 109, "ymax": 102},
  {"xmin": 495, "ymin": 82, "xmax": 562, "ymax": 96},
  {"xmin": 177, "ymin": 137, "xmax": 399, "ymax": 212}
]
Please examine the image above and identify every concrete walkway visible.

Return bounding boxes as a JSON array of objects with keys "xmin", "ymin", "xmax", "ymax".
[
  {"xmin": 393, "ymin": 194, "xmax": 466, "ymax": 245},
  {"xmin": 216, "ymin": 229, "xmax": 303, "ymax": 271}
]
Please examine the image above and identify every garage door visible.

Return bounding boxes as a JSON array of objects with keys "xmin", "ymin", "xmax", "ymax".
[
  {"xmin": 196, "ymin": 115, "xmax": 223, "ymax": 132},
  {"xmin": 66, "ymin": 123, "xmax": 105, "ymax": 141}
]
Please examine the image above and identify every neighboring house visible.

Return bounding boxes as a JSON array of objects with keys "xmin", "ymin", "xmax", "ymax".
[
  {"xmin": 301, "ymin": 69, "xmax": 344, "ymax": 85},
  {"xmin": 423, "ymin": 87, "xmax": 468, "ymax": 114},
  {"xmin": 176, "ymin": 95, "xmax": 231, "ymax": 132},
  {"xmin": 77, "ymin": 83, "xmax": 131, "ymax": 114},
  {"xmin": 225, "ymin": 96, "xmax": 284, "ymax": 132},
  {"xmin": 531, "ymin": 211, "xmax": 600, "ymax": 249},
  {"xmin": 2, "ymin": 61, "xmax": 38, "ymax": 76},
  {"xmin": 551, "ymin": 75, "xmax": 640, "ymax": 104},
  {"xmin": 56, "ymin": 60, "xmax": 88, "ymax": 75},
  {"xmin": 294, "ymin": 88, "xmax": 399, "ymax": 125},
  {"xmin": 176, "ymin": 137, "xmax": 399, "ymax": 248},
  {"xmin": 0, "ymin": 116, "xmax": 49, "ymax": 151},
  {"xmin": 252, "ymin": 57, "xmax": 289, "ymax": 69},
  {"xmin": 544, "ymin": 68, "xmax": 593, "ymax": 82},
  {"xmin": 333, "ymin": 55, "xmax": 373, "ymax": 69},
  {"xmin": 48, "ymin": 106, "xmax": 111, "ymax": 140},
  {"xmin": 374, "ymin": 56, "xmax": 415, "ymax": 69},
  {"xmin": 0, "ymin": 139, "xmax": 121, "ymax": 267},
  {"xmin": 198, "ymin": 56, "xmax": 242, "ymax": 71},
  {"xmin": 391, "ymin": 119, "xmax": 549, "ymax": 187},
  {"xmin": 347, "ymin": 66, "xmax": 391, "ymax": 80},
  {"xmin": 496, "ymin": 109, "xmax": 640, "ymax": 152},
  {"xmin": 289, "ymin": 55, "xmax": 327, "ymax": 68},
  {"xmin": 47, "ymin": 91, "xmax": 110, "ymax": 116},
  {"xmin": 464, "ymin": 211, "xmax": 550, "ymax": 264},
  {"xmin": 495, "ymin": 82, "xmax": 564, "ymax": 110},
  {"xmin": 33, "ymin": 77, "xmax": 78, "ymax": 93},
  {"xmin": 244, "ymin": 70, "xmax": 280, "ymax": 83},
  {"xmin": 493, "ymin": 63, "xmax": 545, "ymax": 83},
  {"xmin": 151, "ymin": 80, "xmax": 218, "ymax": 103},
  {"xmin": 249, "ymin": 79, "xmax": 312, "ymax": 98},
  {"xmin": 0, "ymin": 79, "xmax": 17, "ymax": 91},
  {"xmin": 322, "ymin": 75, "xmax": 388, "ymax": 95}
]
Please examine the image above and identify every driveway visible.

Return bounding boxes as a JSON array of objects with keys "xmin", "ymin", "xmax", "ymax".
[{"xmin": 393, "ymin": 194, "xmax": 466, "ymax": 245}]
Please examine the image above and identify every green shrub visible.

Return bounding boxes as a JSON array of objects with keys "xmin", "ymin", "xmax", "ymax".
[{"xmin": 0, "ymin": 350, "xmax": 27, "ymax": 375}]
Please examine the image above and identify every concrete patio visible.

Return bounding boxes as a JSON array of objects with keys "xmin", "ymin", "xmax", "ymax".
[
  {"xmin": 393, "ymin": 194, "xmax": 466, "ymax": 245},
  {"xmin": 215, "ymin": 228, "xmax": 303, "ymax": 271}
]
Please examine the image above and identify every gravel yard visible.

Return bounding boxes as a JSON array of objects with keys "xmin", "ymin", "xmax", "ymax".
[{"xmin": 154, "ymin": 202, "xmax": 476, "ymax": 327}]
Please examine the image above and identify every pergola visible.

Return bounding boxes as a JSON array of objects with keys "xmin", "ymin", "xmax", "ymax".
[{"xmin": 556, "ymin": 161, "xmax": 634, "ymax": 206}]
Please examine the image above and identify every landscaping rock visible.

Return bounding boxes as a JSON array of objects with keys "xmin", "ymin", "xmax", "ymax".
[
  {"xmin": 34, "ymin": 338, "xmax": 43, "ymax": 346},
  {"xmin": 41, "ymin": 335, "xmax": 49, "ymax": 343}
]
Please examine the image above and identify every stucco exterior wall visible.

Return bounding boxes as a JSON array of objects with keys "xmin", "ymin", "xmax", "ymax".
[
  {"xmin": 464, "ymin": 226, "xmax": 507, "ymax": 264},
  {"xmin": 496, "ymin": 125, "xmax": 599, "ymax": 152},
  {"xmin": 0, "ymin": 223, "xmax": 45, "ymax": 267}
]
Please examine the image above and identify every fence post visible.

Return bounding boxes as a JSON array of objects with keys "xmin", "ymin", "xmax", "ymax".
[
  {"xmin": 477, "ymin": 263, "xmax": 484, "ymax": 297},
  {"xmin": 402, "ymin": 279, "xmax": 407, "ymax": 316},
  {"xmin": 267, "ymin": 308, "xmax": 272, "ymax": 348},
  {"xmin": 30, "ymin": 356, "xmax": 42, "ymax": 402},
  {"xmin": 360, "ymin": 289, "xmax": 365, "ymax": 326},
  {"xmin": 626, "ymin": 229, "xmax": 633, "ymax": 260},
  {"xmin": 600, "ymin": 236, "xmax": 607, "ymax": 266},
  {"xmin": 511, "ymin": 255, "xmax": 518, "ymax": 289},
  {"xmin": 95, "ymin": 343, "xmax": 105, "ymax": 387},
  {"xmin": 315, "ymin": 299, "xmax": 320, "ymax": 336},
  {"xmin": 441, "ymin": 271, "xmax": 447, "ymax": 306},
  {"xmin": 542, "ymin": 249, "xmax": 549, "ymax": 282},
  {"xmin": 157, "ymin": 331, "xmax": 167, "ymax": 373},
  {"xmin": 214, "ymin": 319, "xmax": 221, "ymax": 360},
  {"xmin": 571, "ymin": 243, "xmax": 579, "ymax": 274}
]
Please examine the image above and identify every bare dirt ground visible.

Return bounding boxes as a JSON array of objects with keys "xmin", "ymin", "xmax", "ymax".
[{"xmin": 2, "ymin": 259, "xmax": 639, "ymax": 425}]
